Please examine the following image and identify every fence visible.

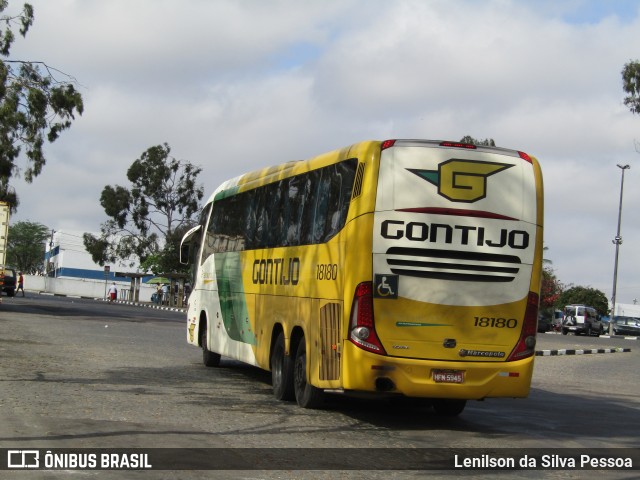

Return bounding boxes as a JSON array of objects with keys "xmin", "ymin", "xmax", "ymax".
[{"xmin": 23, "ymin": 274, "xmax": 156, "ymax": 302}]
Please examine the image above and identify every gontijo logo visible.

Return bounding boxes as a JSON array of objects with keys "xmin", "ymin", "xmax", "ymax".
[{"xmin": 408, "ymin": 159, "xmax": 513, "ymax": 203}]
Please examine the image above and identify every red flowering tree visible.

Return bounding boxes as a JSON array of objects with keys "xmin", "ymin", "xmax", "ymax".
[{"xmin": 540, "ymin": 267, "xmax": 562, "ymax": 315}]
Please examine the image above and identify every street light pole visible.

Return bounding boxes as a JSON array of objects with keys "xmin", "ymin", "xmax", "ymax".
[{"xmin": 610, "ymin": 164, "xmax": 630, "ymax": 335}]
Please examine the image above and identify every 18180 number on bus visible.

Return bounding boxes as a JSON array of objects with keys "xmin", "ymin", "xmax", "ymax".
[
  {"xmin": 474, "ymin": 317, "xmax": 518, "ymax": 328},
  {"xmin": 316, "ymin": 264, "xmax": 338, "ymax": 280}
]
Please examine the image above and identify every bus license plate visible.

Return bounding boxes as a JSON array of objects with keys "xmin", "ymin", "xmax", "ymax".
[{"xmin": 432, "ymin": 370, "xmax": 464, "ymax": 384}]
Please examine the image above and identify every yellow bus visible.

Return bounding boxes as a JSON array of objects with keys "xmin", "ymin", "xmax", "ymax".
[{"xmin": 181, "ymin": 139, "xmax": 543, "ymax": 415}]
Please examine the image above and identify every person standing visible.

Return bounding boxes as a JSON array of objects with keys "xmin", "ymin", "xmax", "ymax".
[
  {"xmin": 154, "ymin": 284, "xmax": 162, "ymax": 304},
  {"xmin": 161, "ymin": 283, "xmax": 169, "ymax": 305},
  {"xmin": 17, "ymin": 272, "xmax": 24, "ymax": 297},
  {"xmin": 108, "ymin": 282, "xmax": 118, "ymax": 302}
]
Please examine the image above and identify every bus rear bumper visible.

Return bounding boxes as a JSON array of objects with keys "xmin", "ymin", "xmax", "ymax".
[{"xmin": 340, "ymin": 342, "xmax": 534, "ymax": 400}]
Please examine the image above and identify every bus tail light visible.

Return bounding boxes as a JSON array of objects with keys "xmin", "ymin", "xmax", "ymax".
[
  {"xmin": 349, "ymin": 282, "xmax": 386, "ymax": 355},
  {"xmin": 518, "ymin": 151, "xmax": 533, "ymax": 163},
  {"xmin": 380, "ymin": 140, "xmax": 396, "ymax": 150},
  {"xmin": 381, "ymin": 139, "xmax": 396, "ymax": 150},
  {"xmin": 439, "ymin": 141, "xmax": 477, "ymax": 149},
  {"xmin": 507, "ymin": 292, "xmax": 539, "ymax": 361}
]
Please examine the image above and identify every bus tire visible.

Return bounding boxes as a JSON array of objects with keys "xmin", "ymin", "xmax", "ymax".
[
  {"xmin": 432, "ymin": 399, "xmax": 466, "ymax": 417},
  {"xmin": 293, "ymin": 339, "xmax": 324, "ymax": 409},
  {"xmin": 271, "ymin": 332, "xmax": 295, "ymax": 401},
  {"xmin": 201, "ymin": 321, "xmax": 221, "ymax": 367}
]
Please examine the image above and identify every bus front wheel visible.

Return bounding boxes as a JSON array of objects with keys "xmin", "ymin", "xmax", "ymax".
[
  {"xmin": 271, "ymin": 332, "xmax": 295, "ymax": 401},
  {"xmin": 201, "ymin": 320, "xmax": 221, "ymax": 367},
  {"xmin": 293, "ymin": 339, "xmax": 324, "ymax": 409}
]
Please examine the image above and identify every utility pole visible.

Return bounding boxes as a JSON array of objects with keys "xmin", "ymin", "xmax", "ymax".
[
  {"xmin": 610, "ymin": 164, "xmax": 629, "ymax": 335},
  {"xmin": 45, "ymin": 229, "xmax": 55, "ymax": 293}
]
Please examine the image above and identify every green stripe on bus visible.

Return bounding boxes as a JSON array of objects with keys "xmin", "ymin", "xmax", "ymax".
[{"xmin": 215, "ymin": 252, "xmax": 257, "ymax": 345}]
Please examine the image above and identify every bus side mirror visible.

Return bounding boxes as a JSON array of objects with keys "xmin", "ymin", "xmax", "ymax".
[
  {"xmin": 180, "ymin": 225, "xmax": 202, "ymax": 265},
  {"xmin": 180, "ymin": 243, "xmax": 190, "ymax": 265}
]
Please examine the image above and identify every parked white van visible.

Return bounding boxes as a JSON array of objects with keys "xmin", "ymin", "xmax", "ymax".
[{"xmin": 561, "ymin": 305, "xmax": 603, "ymax": 336}]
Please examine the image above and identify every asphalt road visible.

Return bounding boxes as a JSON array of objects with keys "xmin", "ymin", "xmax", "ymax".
[{"xmin": 0, "ymin": 294, "xmax": 638, "ymax": 479}]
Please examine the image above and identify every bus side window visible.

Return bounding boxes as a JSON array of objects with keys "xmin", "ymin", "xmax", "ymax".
[
  {"xmin": 335, "ymin": 160, "xmax": 357, "ymax": 230},
  {"xmin": 312, "ymin": 170, "xmax": 331, "ymax": 244},
  {"xmin": 227, "ymin": 194, "xmax": 246, "ymax": 251},
  {"xmin": 300, "ymin": 170, "xmax": 319, "ymax": 245},
  {"xmin": 267, "ymin": 180, "xmax": 285, "ymax": 248},
  {"xmin": 201, "ymin": 203, "xmax": 218, "ymax": 264},
  {"xmin": 323, "ymin": 165, "xmax": 345, "ymax": 241},
  {"xmin": 299, "ymin": 175, "xmax": 313, "ymax": 245},
  {"xmin": 202, "ymin": 158, "xmax": 358, "ymax": 254},
  {"xmin": 321, "ymin": 160, "xmax": 357, "ymax": 242},
  {"xmin": 244, "ymin": 190, "xmax": 257, "ymax": 250},
  {"xmin": 254, "ymin": 187, "xmax": 269, "ymax": 249},
  {"xmin": 285, "ymin": 176, "xmax": 301, "ymax": 246}
]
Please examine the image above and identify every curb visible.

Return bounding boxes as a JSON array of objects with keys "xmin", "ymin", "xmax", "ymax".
[
  {"xmin": 599, "ymin": 335, "xmax": 639, "ymax": 340},
  {"xmin": 536, "ymin": 347, "xmax": 632, "ymax": 356},
  {"xmin": 35, "ymin": 291, "xmax": 186, "ymax": 313},
  {"xmin": 100, "ymin": 298, "xmax": 186, "ymax": 313}
]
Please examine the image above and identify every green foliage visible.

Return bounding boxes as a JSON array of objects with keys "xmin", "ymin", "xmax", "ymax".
[
  {"xmin": 0, "ymin": 2, "xmax": 83, "ymax": 209},
  {"xmin": 622, "ymin": 60, "xmax": 640, "ymax": 115},
  {"xmin": 82, "ymin": 232, "xmax": 116, "ymax": 266},
  {"xmin": 7, "ymin": 219, "xmax": 48, "ymax": 273},
  {"xmin": 140, "ymin": 223, "xmax": 193, "ymax": 275},
  {"xmin": 460, "ymin": 135, "xmax": 496, "ymax": 146},
  {"xmin": 540, "ymin": 267, "xmax": 563, "ymax": 313},
  {"xmin": 555, "ymin": 286, "xmax": 610, "ymax": 317},
  {"xmin": 83, "ymin": 144, "xmax": 203, "ymax": 274}
]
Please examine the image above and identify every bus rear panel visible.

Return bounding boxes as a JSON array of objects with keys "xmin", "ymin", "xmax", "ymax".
[{"xmin": 343, "ymin": 140, "xmax": 543, "ymax": 400}]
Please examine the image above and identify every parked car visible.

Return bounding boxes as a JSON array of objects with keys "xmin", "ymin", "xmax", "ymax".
[
  {"xmin": 561, "ymin": 304, "xmax": 603, "ymax": 336},
  {"xmin": 610, "ymin": 316, "xmax": 640, "ymax": 336},
  {"xmin": 551, "ymin": 310, "xmax": 563, "ymax": 332},
  {"xmin": 0, "ymin": 267, "xmax": 17, "ymax": 296},
  {"xmin": 537, "ymin": 314, "xmax": 552, "ymax": 333}
]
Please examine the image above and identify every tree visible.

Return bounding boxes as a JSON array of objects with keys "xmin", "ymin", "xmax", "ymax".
[
  {"xmin": 7, "ymin": 219, "xmax": 49, "ymax": 273},
  {"xmin": 539, "ymin": 244, "xmax": 562, "ymax": 315},
  {"xmin": 540, "ymin": 267, "xmax": 563, "ymax": 314},
  {"xmin": 555, "ymin": 286, "xmax": 610, "ymax": 317},
  {"xmin": 0, "ymin": 1, "xmax": 84, "ymax": 211},
  {"xmin": 139, "ymin": 223, "xmax": 194, "ymax": 274},
  {"xmin": 622, "ymin": 60, "xmax": 640, "ymax": 114},
  {"xmin": 460, "ymin": 135, "xmax": 496, "ymax": 146},
  {"xmin": 83, "ymin": 143, "xmax": 204, "ymax": 274}
]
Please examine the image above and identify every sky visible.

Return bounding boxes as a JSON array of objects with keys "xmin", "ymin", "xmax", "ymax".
[{"xmin": 6, "ymin": 0, "xmax": 640, "ymax": 305}]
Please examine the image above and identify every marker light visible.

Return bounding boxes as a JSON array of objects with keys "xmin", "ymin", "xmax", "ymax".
[
  {"xmin": 440, "ymin": 141, "xmax": 477, "ymax": 149},
  {"xmin": 381, "ymin": 139, "xmax": 396, "ymax": 150},
  {"xmin": 518, "ymin": 151, "xmax": 533, "ymax": 163}
]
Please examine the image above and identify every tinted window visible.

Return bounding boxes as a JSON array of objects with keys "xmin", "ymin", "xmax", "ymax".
[{"xmin": 202, "ymin": 159, "xmax": 358, "ymax": 262}]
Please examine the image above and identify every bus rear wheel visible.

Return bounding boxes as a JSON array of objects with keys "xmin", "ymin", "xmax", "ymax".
[
  {"xmin": 271, "ymin": 332, "xmax": 294, "ymax": 401},
  {"xmin": 201, "ymin": 321, "xmax": 221, "ymax": 367},
  {"xmin": 293, "ymin": 339, "xmax": 324, "ymax": 409}
]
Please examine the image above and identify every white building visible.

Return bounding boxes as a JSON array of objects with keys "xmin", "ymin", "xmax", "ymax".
[{"xmin": 44, "ymin": 230, "xmax": 144, "ymax": 281}]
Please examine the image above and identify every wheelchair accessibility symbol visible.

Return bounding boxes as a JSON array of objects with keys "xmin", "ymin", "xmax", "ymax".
[{"xmin": 374, "ymin": 274, "xmax": 398, "ymax": 299}]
